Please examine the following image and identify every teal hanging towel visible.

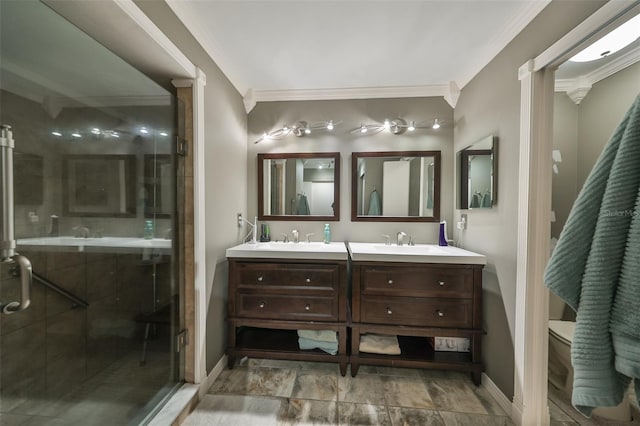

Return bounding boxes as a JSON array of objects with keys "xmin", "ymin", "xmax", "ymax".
[
  {"xmin": 544, "ymin": 94, "xmax": 640, "ymax": 417},
  {"xmin": 367, "ymin": 189, "xmax": 382, "ymax": 215}
]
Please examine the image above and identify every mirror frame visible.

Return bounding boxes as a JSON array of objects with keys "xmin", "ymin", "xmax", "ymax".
[
  {"xmin": 257, "ymin": 152, "xmax": 341, "ymax": 221},
  {"xmin": 62, "ymin": 154, "xmax": 137, "ymax": 217},
  {"xmin": 458, "ymin": 136, "xmax": 498, "ymax": 210},
  {"xmin": 351, "ymin": 150, "xmax": 441, "ymax": 222}
]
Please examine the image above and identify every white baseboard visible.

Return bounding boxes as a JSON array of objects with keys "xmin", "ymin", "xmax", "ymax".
[
  {"xmin": 481, "ymin": 373, "xmax": 513, "ymax": 419},
  {"xmin": 199, "ymin": 354, "xmax": 228, "ymax": 400}
]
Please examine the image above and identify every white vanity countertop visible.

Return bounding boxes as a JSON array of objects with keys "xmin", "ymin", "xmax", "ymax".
[
  {"xmin": 17, "ymin": 236, "xmax": 172, "ymax": 253},
  {"xmin": 226, "ymin": 241, "xmax": 348, "ymax": 261},
  {"xmin": 348, "ymin": 242, "xmax": 487, "ymax": 265}
]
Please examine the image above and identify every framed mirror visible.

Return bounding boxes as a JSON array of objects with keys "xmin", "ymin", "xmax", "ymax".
[
  {"xmin": 457, "ymin": 135, "xmax": 498, "ymax": 209},
  {"xmin": 351, "ymin": 151, "xmax": 441, "ymax": 222},
  {"xmin": 258, "ymin": 152, "xmax": 340, "ymax": 221},
  {"xmin": 63, "ymin": 154, "xmax": 136, "ymax": 217}
]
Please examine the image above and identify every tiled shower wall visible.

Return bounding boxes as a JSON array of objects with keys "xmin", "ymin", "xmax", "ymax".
[{"xmin": 0, "ymin": 248, "xmax": 170, "ymax": 408}]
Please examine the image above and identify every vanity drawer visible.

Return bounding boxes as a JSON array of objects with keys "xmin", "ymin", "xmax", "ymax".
[
  {"xmin": 361, "ymin": 266, "xmax": 473, "ymax": 298},
  {"xmin": 360, "ymin": 296, "xmax": 472, "ymax": 327},
  {"xmin": 235, "ymin": 263, "xmax": 338, "ymax": 290},
  {"xmin": 236, "ymin": 294, "xmax": 338, "ymax": 321}
]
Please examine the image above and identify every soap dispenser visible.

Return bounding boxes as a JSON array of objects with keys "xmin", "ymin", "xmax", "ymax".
[{"xmin": 438, "ymin": 220, "xmax": 448, "ymax": 246}]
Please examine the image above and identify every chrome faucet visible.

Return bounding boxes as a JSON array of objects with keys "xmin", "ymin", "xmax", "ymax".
[
  {"xmin": 73, "ymin": 226, "xmax": 90, "ymax": 238},
  {"xmin": 305, "ymin": 233, "xmax": 315, "ymax": 243},
  {"xmin": 292, "ymin": 229, "xmax": 299, "ymax": 244},
  {"xmin": 282, "ymin": 233, "xmax": 289, "ymax": 243},
  {"xmin": 397, "ymin": 231, "xmax": 407, "ymax": 246},
  {"xmin": 381, "ymin": 234, "xmax": 391, "ymax": 246}
]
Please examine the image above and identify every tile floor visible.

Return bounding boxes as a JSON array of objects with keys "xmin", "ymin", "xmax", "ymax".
[
  {"xmin": 185, "ymin": 359, "xmax": 511, "ymax": 425},
  {"xmin": 185, "ymin": 359, "xmax": 640, "ymax": 426}
]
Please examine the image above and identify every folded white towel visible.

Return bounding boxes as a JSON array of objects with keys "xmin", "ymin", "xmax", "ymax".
[
  {"xmin": 359, "ymin": 333, "xmax": 401, "ymax": 355},
  {"xmin": 297, "ymin": 329, "xmax": 338, "ymax": 343}
]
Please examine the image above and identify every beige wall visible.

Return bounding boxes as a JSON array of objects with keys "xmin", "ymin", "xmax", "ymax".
[
  {"xmin": 552, "ymin": 93, "xmax": 579, "ymax": 238},
  {"xmin": 553, "ymin": 61, "xmax": 640, "ymax": 235},
  {"xmin": 453, "ymin": 0, "xmax": 606, "ymax": 398},
  {"xmin": 134, "ymin": 0, "xmax": 248, "ymax": 373},
  {"xmin": 576, "ymin": 61, "xmax": 640, "ymax": 189},
  {"xmin": 248, "ymin": 97, "xmax": 454, "ymax": 243}
]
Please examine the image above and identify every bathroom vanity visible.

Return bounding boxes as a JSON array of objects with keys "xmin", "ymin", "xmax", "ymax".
[
  {"xmin": 226, "ymin": 242, "xmax": 349, "ymax": 375},
  {"xmin": 348, "ymin": 243, "xmax": 486, "ymax": 384}
]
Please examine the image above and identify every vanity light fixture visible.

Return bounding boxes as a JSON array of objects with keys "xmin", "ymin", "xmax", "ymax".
[
  {"xmin": 350, "ymin": 117, "xmax": 444, "ymax": 136},
  {"xmin": 254, "ymin": 120, "xmax": 341, "ymax": 143}
]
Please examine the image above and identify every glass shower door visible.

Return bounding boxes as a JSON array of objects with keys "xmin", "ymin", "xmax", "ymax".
[{"xmin": 0, "ymin": 1, "xmax": 183, "ymax": 424}]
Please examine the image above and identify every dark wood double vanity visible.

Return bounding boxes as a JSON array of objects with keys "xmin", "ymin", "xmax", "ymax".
[{"xmin": 226, "ymin": 242, "xmax": 485, "ymax": 384}]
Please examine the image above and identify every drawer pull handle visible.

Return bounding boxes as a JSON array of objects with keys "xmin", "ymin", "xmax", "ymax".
[
  {"xmin": 305, "ymin": 278, "xmax": 311, "ymax": 283},
  {"xmin": 438, "ymin": 281, "xmax": 445, "ymax": 286},
  {"xmin": 388, "ymin": 279, "xmax": 393, "ymax": 284},
  {"xmin": 305, "ymin": 304, "xmax": 311, "ymax": 311},
  {"xmin": 257, "ymin": 276, "xmax": 263, "ymax": 282},
  {"xmin": 436, "ymin": 310, "xmax": 444, "ymax": 317},
  {"xmin": 259, "ymin": 302, "xmax": 266, "ymax": 308},
  {"xmin": 387, "ymin": 307, "xmax": 393, "ymax": 315}
]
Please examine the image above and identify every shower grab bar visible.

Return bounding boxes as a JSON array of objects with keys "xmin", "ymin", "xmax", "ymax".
[{"xmin": 33, "ymin": 271, "xmax": 89, "ymax": 308}]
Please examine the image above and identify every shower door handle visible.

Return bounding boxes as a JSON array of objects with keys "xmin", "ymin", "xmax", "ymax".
[
  {"xmin": 1, "ymin": 124, "xmax": 33, "ymax": 314},
  {"xmin": 1, "ymin": 254, "xmax": 32, "ymax": 314}
]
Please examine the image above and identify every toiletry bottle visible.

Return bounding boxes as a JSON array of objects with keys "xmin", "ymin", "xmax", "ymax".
[
  {"xmin": 49, "ymin": 215, "xmax": 59, "ymax": 237},
  {"xmin": 323, "ymin": 223, "xmax": 331, "ymax": 244},
  {"xmin": 144, "ymin": 220, "xmax": 154, "ymax": 239},
  {"xmin": 438, "ymin": 220, "xmax": 448, "ymax": 246}
]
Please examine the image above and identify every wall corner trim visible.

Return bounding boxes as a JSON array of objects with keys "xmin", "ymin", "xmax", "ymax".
[{"xmin": 481, "ymin": 373, "xmax": 513, "ymax": 419}]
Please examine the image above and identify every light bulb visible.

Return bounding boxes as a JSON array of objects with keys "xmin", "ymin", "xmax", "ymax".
[
  {"xmin": 327, "ymin": 120, "xmax": 334, "ymax": 130},
  {"xmin": 140, "ymin": 127, "xmax": 149, "ymax": 134},
  {"xmin": 159, "ymin": 131, "xmax": 168, "ymax": 137},
  {"xmin": 71, "ymin": 132, "xmax": 82, "ymax": 138},
  {"xmin": 91, "ymin": 128, "xmax": 101, "ymax": 135},
  {"xmin": 432, "ymin": 119, "xmax": 441, "ymax": 130},
  {"xmin": 51, "ymin": 131, "xmax": 62, "ymax": 137},
  {"xmin": 408, "ymin": 121, "xmax": 415, "ymax": 131},
  {"xmin": 112, "ymin": 132, "xmax": 120, "ymax": 138}
]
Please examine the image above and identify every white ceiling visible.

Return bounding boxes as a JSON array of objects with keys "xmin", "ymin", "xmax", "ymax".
[{"xmin": 166, "ymin": 0, "xmax": 551, "ymax": 106}]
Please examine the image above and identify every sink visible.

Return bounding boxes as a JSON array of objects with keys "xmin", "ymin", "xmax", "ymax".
[
  {"xmin": 348, "ymin": 242, "xmax": 486, "ymax": 264},
  {"xmin": 226, "ymin": 241, "xmax": 348, "ymax": 260},
  {"xmin": 17, "ymin": 236, "xmax": 172, "ymax": 252}
]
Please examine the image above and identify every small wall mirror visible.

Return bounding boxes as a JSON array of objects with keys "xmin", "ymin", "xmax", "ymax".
[
  {"xmin": 351, "ymin": 151, "xmax": 441, "ymax": 222},
  {"xmin": 63, "ymin": 154, "xmax": 136, "ymax": 217},
  {"xmin": 258, "ymin": 152, "xmax": 340, "ymax": 221},
  {"xmin": 457, "ymin": 135, "xmax": 498, "ymax": 209}
]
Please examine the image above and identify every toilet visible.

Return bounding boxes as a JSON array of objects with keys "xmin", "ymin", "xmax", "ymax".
[{"xmin": 548, "ymin": 292, "xmax": 632, "ymax": 422}]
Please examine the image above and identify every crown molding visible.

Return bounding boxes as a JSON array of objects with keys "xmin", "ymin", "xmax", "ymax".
[
  {"xmin": 165, "ymin": 0, "xmax": 247, "ymax": 96},
  {"xmin": 245, "ymin": 84, "xmax": 450, "ymax": 112},
  {"xmin": 456, "ymin": 0, "xmax": 551, "ymax": 88},
  {"xmin": 554, "ymin": 45, "xmax": 640, "ymax": 104}
]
